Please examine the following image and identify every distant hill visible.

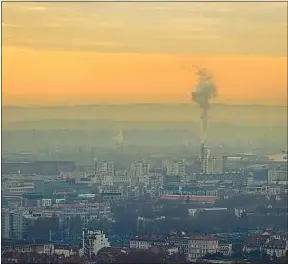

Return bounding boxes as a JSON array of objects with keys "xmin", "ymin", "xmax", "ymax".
[{"xmin": 2, "ymin": 103, "xmax": 286, "ymax": 129}]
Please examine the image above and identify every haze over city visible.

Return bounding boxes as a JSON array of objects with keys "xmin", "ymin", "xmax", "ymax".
[{"xmin": 1, "ymin": 2, "xmax": 288, "ymax": 264}]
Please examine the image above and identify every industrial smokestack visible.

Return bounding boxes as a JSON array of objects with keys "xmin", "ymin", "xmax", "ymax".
[
  {"xmin": 200, "ymin": 143, "xmax": 205, "ymax": 161},
  {"xmin": 191, "ymin": 66, "xmax": 217, "ymax": 144},
  {"xmin": 114, "ymin": 129, "xmax": 124, "ymax": 150}
]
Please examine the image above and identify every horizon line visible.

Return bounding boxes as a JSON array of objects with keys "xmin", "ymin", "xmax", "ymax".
[{"xmin": 2, "ymin": 102, "xmax": 287, "ymax": 108}]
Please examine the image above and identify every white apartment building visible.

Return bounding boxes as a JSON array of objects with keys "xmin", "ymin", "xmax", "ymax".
[
  {"xmin": 2, "ymin": 209, "xmax": 11, "ymax": 238},
  {"xmin": 113, "ymin": 170, "xmax": 131, "ymax": 186},
  {"xmin": 131, "ymin": 159, "xmax": 150, "ymax": 177},
  {"xmin": 55, "ymin": 198, "xmax": 66, "ymax": 204},
  {"xmin": 82, "ymin": 230, "xmax": 110, "ymax": 257},
  {"xmin": 42, "ymin": 199, "xmax": 52, "ymax": 207},
  {"xmin": 268, "ymin": 169, "xmax": 288, "ymax": 185},
  {"xmin": 163, "ymin": 159, "xmax": 186, "ymax": 176},
  {"xmin": 95, "ymin": 160, "xmax": 115, "ymax": 176},
  {"xmin": 202, "ymin": 157, "xmax": 223, "ymax": 174},
  {"xmin": 11, "ymin": 210, "xmax": 28, "ymax": 239},
  {"xmin": 102, "ymin": 174, "xmax": 114, "ymax": 186},
  {"xmin": 113, "ymin": 175, "xmax": 131, "ymax": 186},
  {"xmin": 59, "ymin": 204, "xmax": 112, "ymax": 226},
  {"xmin": 3, "ymin": 185, "xmax": 35, "ymax": 196},
  {"xmin": 2, "ymin": 180, "xmax": 34, "ymax": 189},
  {"xmin": 149, "ymin": 174, "xmax": 164, "ymax": 188},
  {"xmin": 138, "ymin": 174, "xmax": 150, "ymax": 187}
]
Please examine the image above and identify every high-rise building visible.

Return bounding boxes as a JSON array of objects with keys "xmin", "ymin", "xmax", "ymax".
[
  {"xmin": 11, "ymin": 210, "xmax": 28, "ymax": 239},
  {"xmin": 163, "ymin": 159, "xmax": 186, "ymax": 176},
  {"xmin": 95, "ymin": 160, "xmax": 115, "ymax": 176},
  {"xmin": 268, "ymin": 168, "xmax": 288, "ymax": 184},
  {"xmin": 1, "ymin": 209, "xmax": 12, "ymax": 238},
  {"xmin": 131, "ymin": 159, "xmax": 150, "ymax": 177},
  {"xmin": 82, "ymin": 230, "xmax": 110, "ymax": 258},
  {"xmin": 246, "ymin": 165, "xmax": 269, "ymax": 184},
  {"xmin": 202, "ymin": 156, "xmax": 223, "ymax": 174}
]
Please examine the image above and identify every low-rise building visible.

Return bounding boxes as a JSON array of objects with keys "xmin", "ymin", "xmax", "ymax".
[
  {"xmin": 218, "ymin": 241, "xmax": 233, "ymax": 256},
  {"xmin": 101, "ymin": 191, "xmax": 124, "ymax": 203},
  {"xmin": 130, "ymin": 236, "xmax": 167, "ymax": 250},
  {"xmin": 42, "ymin": 199, "xmax": 52, "ymax": 207},
  {"xmin": 262, "ymin": 239, "xmax": 288, "ymax": 258},
  {"xmin": 187, "ymin": 235, "xmax": 219, "ymax": 260},
  {"xmin": 54, "ymin": 245, "xmax": 77, "ymax": 257},
  {"xmin": 3, "ymin": 243, "xmax": 55, "ymax": 255}
]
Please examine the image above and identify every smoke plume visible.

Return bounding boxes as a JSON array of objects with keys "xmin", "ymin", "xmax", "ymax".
[{"xmin": 191, "ymin": 66, "xmax": 217, "ymax": 144}]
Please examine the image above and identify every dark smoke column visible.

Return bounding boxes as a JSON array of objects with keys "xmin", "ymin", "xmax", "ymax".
[{"xmin": 191, "ymin": 67, "xmax": 217, "ymax": 145}]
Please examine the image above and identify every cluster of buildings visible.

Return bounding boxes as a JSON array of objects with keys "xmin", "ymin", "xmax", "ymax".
[
  {"xmin": 130, "ymin": 229, "xmax": 288, "ymax": 261},
  {"xmin": 3, "ymin": 228, "xmax": 287, "ymax": 262},
  {"xmin": 2, "ymin": 230, "xmax": 110, "ymax": 260},
  {"xmin": 1, "ymin": 150, "xmax": 287, "ymax": 261},
  {"xmin": 1, "ymin": 202, "xmax": 113, "ymax": 240}
]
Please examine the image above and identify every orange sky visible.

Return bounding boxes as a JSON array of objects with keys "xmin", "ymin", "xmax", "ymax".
[{"xmin": 2, "ymin": 2, "xmax": 287, "ymax": 105}]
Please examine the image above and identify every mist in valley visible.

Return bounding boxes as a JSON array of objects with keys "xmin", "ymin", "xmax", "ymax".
[{"xmin": 2, "ymin": 103, "xmax": 287, "ymax": 164}]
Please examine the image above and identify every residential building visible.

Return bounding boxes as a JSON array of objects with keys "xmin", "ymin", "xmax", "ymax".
[
  {"xmin": 130, "ymin": 234, "xmax": 219, "ymax": 261},
  {"xmin": 100, "ymin": 191, "xmax": 123, "ymax": 204},
  {"xmin": 2, "ymin": 243, "xmax": 55, "ymax": 255},
  {"xmin": 96, "ymin": 160, "xmax": 115, "ymax": 176},
  {"xmin": 42, "ymin": 199, "xmax": 52, "ymax": 207},
  {"xmin": 131, "ymin": 159, "xmax": 150, "ymax": 177},
  {"xmin": 218, "ymin": 242, "xmax": 233, "ymax": 256},
  {"xmin": 138, "ymin": 174, "xmax": 150, "ymax": 187},
  {"xmin": 11, "ymin": 210, "xmax": 28, "ymax": 239},
  {"xmin": 102, "ymin": 174, "xmax": 114, "ymax": 186},
  {"xmin": 82, "ymin": 230, "xmax": 110, "ymax": 257},
  {"xmin": 2, "ymin": 209, "xmax": 12, "ymax": 238},
  {"xmin": 163, "ymin": 160, "xmax": 186, "ymax": 176},
  {"xmin": 187, "ymin": 235, "xmax": 219, "ymax": 260},
  {"xmin": 130, "ymin": 237, "xmax": 167, "ymax": 250},
  {"xmin": 262, "ymin": 239, "xmax": 288, "ymax": 258},
  {"xmin": 3, "ymin": 185, "xmax": 35, "ymax": 196},
  {"xmin": 202, "ymin": 156, "xmax": 223, "ymax": 174},
  {"xmin": 268, "ymin": 168, "xmax": 288, "ymax": 185},
  {"xmin": 54, "ymin": 245, "xmax": 77, "ymax": 257}
]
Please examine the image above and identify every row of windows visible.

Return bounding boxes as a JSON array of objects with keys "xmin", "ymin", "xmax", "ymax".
[
  {"xmin": 189, "ymin": 244, "xmax": 217, "ymax": 249},
  {"xmin": 189, "ymin": 240, "xmax": 218, "ymax": 244},
  {"xmin": 265, "ymin": 249, "xmax": 286, "ymax": 256},
  {"xmin": 130, "ymin": 241, "xmax": 150, "ymax": 245},
  {"xmin": 189, "ymin": 253, "xmax": 202, "ymax": 258},
  {"xmin": 6, "ymin": 188, "xmax": 33, "ymax": 192}
]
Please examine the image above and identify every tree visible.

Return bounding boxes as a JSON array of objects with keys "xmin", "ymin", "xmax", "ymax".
[
  {"xmin": 69, "ymin": 215, "xmax": 83, "ymax": 240},
  {"xmin": 88, "ymin": 218, "xmax": 101, "ymax": 230},
  {"xmin": 248, "ymin": 250, "xmax": 261, "ymax": 258},
  {"xmin": 203, "ymin": 252, "xmax": 224, "ymax": 260},
  {"xmin": 116, "ymin": 250, "xmax": 164, "ymax": 263}
]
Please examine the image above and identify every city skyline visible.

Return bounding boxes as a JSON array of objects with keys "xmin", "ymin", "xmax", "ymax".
[{"xmin": 2, "ymin": 2, "xmax": 287, "ymax": 106}]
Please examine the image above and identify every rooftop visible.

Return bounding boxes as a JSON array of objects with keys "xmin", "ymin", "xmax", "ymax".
[{"xmin": 189, "ymin": 235, "xmax": 219, "ymax": 241}]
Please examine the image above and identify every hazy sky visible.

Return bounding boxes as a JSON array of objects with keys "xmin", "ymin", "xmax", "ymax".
[{"xmin": 2, "ymin": 1, "xmax": 287, "ymax": 105}]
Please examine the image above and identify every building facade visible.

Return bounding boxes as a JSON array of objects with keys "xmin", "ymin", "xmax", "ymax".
[{"xmin": 82, "ymin": 230, "xmax": 110, "ymax": 257}]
